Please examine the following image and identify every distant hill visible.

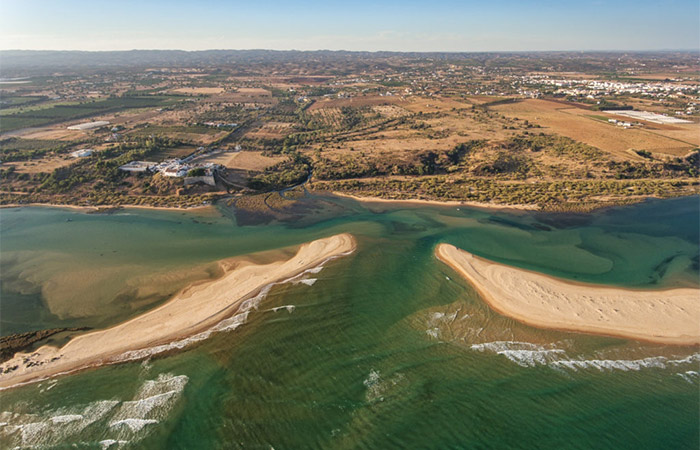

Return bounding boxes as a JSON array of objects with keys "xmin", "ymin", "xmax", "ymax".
[{"xmin": 1, "ymin": 49, "xmax": 697, "ymax": 76}]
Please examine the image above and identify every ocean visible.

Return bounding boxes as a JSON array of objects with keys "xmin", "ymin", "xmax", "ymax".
[{"xmin": 0, "ymin": 195, "xmax": 698, "ymax": 449}]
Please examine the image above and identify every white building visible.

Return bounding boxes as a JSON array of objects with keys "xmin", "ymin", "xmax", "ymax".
[
  {"xmin": 162, "ymin": 166, "xmax": 188, "ymax": 177},
  {"xmin": 67, "ymin": 121, "xmax": 110, "ymax": 131},
  {"xmin": 119, "ymin": 161, "xmax": 157, "ymax": 173},
  {"xmin": 70, "ymin": 149, "xmax": 93, "ymax": 158}
]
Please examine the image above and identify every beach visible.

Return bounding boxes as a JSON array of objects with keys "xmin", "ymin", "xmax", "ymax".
[
  {"xmin": 0, "ymin": 233, "xmax": 356, "ymax": 389},
  {"xmin": 0, "ymin": 202, "xmax": 216, "ymax": 212},
  {"xmin": 331, "ymin": 191, "xmax": 538, "ymax": 211},
  {"xmin": 436, "ymin": 243, "xmax": 700, "ymax": 345}
]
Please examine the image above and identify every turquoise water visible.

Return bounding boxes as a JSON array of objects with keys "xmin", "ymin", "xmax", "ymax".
[{"xmin": 0, "ymin": 195, "xmax": 698, "ymax": 449}]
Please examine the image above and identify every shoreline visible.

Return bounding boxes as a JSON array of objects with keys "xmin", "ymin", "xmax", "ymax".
[
  {"xmin": 435, "ymin": 243, "xmax": 700, "ymax": 345},
  {"xmin": 0, "ymin": 233, "xmax": 356, "ymax": 389},
  {"xmin": 330, "ymin": 192, "xmax": 539, "ymax": 211},
  {"xmin": 0, "ymin": 202, "xmax": 216, "ymax": 213}
]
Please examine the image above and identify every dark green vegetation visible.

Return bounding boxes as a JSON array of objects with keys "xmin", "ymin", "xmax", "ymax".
[
  {"xmin": 0, "ymin": 327, "xmax": 91, "ymax": 363},
  {"xmin": 0, "ymin": 95, "xmax": 46, "ymax": 109},
  {"xmin": 0, "ymin": 138, "xmax": 71, "ymax": 162},
  {"xmin": 306, "ymin": 135, "xmax": 699, "ymax": 210},
  {"xmin": 312, "ymin": 177, "xmax": 697, "ymax": 211},
  {"xmin": 249, "ymin": 154, "xmax": 311, "ymax": 190},
  {"xmin": 0, "ymin": 95, "xmax": 179, "ymax": 133}
]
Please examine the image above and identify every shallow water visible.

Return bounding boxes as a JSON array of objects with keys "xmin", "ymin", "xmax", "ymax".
[{"xmin": 0, "ymin": 195, "xmax": 698, "ymax": 449}]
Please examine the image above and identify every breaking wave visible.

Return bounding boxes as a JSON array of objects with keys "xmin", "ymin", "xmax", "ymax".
[
  {"xmin": 677, "ymin": 370, "xmax": 699, "ymax": 383},
  {"xmin": 0, "ymin": 373, "xmax": 188, "ymax": 448},
  {"xmin": 471, "ymin": 341, "xmax": 566, "ymax": 367},
  {"xmin": 471, "ymin": 340, "xmax": 700, "ymax": 373}
]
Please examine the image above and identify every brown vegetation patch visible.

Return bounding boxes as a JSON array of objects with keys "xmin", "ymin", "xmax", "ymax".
[
  {"xmin": 195, "ymin": 150, "xmax": 286, "ymax": 172},
  {"xmin": 244, "ymin": 122, "xmax": 294, "ymax": 139},
  {"xmin": 308, "ymin": 95, "xmax": 404, "ymax": 111},
  {"xmin": 4, "ymin": 155, "xmax": 77, "ymax": 173}
]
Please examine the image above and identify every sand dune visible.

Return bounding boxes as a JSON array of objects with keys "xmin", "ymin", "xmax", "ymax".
[
  {"xmin": 436, "ymin": 244, "xmax": 700, "ymax": 345},
  {"xmin": 0, "ymin": 234, "xmax": 356, "ymax": 389}
]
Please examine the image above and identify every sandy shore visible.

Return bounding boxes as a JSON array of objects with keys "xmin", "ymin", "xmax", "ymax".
[
  {"xmin": 331, "ymin": 192, "xmax": 538, "ymax": 211},
  {"xmin": 436, "ymin": 244, "xmax": 700, "ymax": 345},
  {"xmin": 0, "ymin": 233, "xmax": 356, "ymax": 389},
  {"xmin": 0, "ymin": 202, "xmax": 215, "ymax": 212}
]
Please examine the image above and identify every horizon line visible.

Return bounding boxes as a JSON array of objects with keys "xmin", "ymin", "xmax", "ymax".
[{"xmin": 2, "ymin": 48, "xmax": 699, "ymax": 54}]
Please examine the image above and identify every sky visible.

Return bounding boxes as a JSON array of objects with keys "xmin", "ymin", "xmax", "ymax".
[{"xmin": 0, "ymin": 0, "xmax": 698, "ymax": 52}]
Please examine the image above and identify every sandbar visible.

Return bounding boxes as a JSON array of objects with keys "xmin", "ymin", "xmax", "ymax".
[
  {"xmin": 436, "ymin": 243, "xmax": 700, "ymax": 345},
  {"xmin": 0, "ymin": 233, "xmax": 356, "ymax": 389}
]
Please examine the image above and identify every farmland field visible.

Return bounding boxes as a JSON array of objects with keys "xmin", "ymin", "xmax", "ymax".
[
  {"xmin": 0, "ymin": 96, "xmax": 180, "ymax": 133},
  {"xmin": 491, "ymin": 99, "xmax": 699, "ymax": 157}
]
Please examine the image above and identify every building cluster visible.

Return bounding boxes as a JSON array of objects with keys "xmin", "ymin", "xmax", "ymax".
[
  {"xmin": 202, "ymin": 122, "xmax": 238, "ymax": 128},
  {"xmin": 517, "ymin": 76, "xmax": 699, "ymax": 99},
  {"xmin": 119, "ymin": 157, "xmax": 219, "ymax": 182},
  {"xmin": 607, "ymin": 119, "xmax": 634, "ymax": 128},
  {"xmin": 675, "ymin": 102, "xmax": 697, "ymax": 116},
  {"xmin": 604, "ymin": 109, "xmax": 692, "ymax": 125}
]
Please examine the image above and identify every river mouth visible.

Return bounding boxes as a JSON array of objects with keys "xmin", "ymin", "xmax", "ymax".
[{"xmin": 0, "ymin": 196, "xmax": 698, "ymax": 448}]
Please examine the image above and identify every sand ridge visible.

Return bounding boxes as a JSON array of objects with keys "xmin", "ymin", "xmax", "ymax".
[
  {"xmin": 436, "ymin": 243, "xmax": 700, "ymax": 345},
  {"xmin": 0, "ymin": 233, "xmax": 356, "ymax": 389}
]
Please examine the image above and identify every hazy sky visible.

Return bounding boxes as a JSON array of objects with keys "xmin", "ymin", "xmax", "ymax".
[{"xmin": 1, "ymin": 0, "xmax": 698, "ymax": 52}]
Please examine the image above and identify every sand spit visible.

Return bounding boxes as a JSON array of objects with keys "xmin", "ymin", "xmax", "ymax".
[
  {"xmin": 436, "ymin": 244, "xmax": 700, "ymax": 345},
  {"xmin": 0, "ymin": 234, "xmax": 356, "ymax": 389}
]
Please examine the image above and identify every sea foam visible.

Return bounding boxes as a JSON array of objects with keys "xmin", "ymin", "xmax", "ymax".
[
  {"xmin": 470, "ymin": 341, "xmax": 566, "ymax": 367},
  {"xmin": 471, "ymin": 340, "xmax": 700, "ymax": 373},
  {"xmin": 0, "ymin": 373, "xmax": 188, "ymax": 447}
]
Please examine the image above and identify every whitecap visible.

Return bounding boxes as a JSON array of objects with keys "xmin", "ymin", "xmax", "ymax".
[
  {"xmin": 471, "ymin": 341, "xmax": 566, "ymax": 367},
  {"xmin": 99, "ymin": 439, "xmax": 129, "ymax": 449},
  {"xmin": 109, "ymin": 418, "xmax": 158, "ymax": 432},
  {"xmin": 552, "ymin": 353, "xmax": 700, "ymax": 372},
  {"xmin": 108, "ymin": 373, "xmax": 188, "ymax": 438},
  {"xmin": 0, "ymin": 374, "xmax": 188, "ymax": 447},
  {"xmin": 0, "ymin": 400, "xmax": 120, "ymax": 448},
  {"xmin": 50, "ymin": 414, "xmax": 83, "ymax": 424},
  {"xmin": 471, "ymin": 341, "xmax": 700, "ymax": 373},
  {"xmin": 677, "ymin": 370, "xmax": 699, "ymax": 383}
]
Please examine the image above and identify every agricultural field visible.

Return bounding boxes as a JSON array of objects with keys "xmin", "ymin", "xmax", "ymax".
[
  {"xmin": 192, "ymin": 150, "xmax": 286, "ymax": 172},
  {"xmin": 0, "ymin": 95, "xmax": 180, "ymax": 133},
  {"xmin": 1, "ymin": 50, "xmax": 698, "ymax": 210},
  {"xmin": 126, "ymin": 125, "xmax": 229, "ymax": 145},
  {"xmin": 2, "ymin": 154, "xmax": 78, "ymax": 174},
  {"xmin": 244, "ymin": 122, "xmax": 294, "ymax": 140},
  {"xmin": 490, "ymin": 99, "xmax": 699, "ymax": 158}
]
